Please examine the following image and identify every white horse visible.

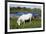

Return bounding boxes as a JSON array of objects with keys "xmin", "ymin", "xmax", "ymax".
[{"xmin": 17, "ymin": 13, "xmax": 32, "ymax": 25}]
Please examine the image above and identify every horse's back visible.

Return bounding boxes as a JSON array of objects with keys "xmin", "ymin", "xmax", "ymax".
[{"xmin": 19, "ymin": 14, "xmax": 31, "ymax": 20}]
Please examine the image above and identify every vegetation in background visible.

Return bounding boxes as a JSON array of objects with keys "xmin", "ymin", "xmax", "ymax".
[{"xmin": 10, "ymin": 7, "xmax": 41, "ymax": 16}]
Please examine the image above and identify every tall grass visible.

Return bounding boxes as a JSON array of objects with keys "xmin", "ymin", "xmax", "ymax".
[{"xmin": 10, "ymin": 17, "xmax": 41, "ymax": 29}]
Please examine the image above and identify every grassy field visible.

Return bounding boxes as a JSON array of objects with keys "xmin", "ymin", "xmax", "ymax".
[
  {"xmin": 10, "ymin": 17, "xmax": 41, "ymax": 29},
  {"xmin": 10, "ymin": 7, "xmax": 41, "ymax": 29}
]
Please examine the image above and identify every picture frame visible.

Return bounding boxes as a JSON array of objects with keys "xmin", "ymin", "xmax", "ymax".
[{"xmin": 5, "ymin": 1, "xmax": 45, "ymax": 34}]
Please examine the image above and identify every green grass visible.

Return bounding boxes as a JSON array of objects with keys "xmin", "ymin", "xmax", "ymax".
[
  {"xmin": 10, "ymin": 7, "xmax": 41, "ymax": 29},
  {"xmin": 10, "ymin": 17, "xmax": 41, "ymax": 29}
]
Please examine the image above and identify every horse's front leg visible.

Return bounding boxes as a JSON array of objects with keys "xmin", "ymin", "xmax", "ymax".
[
  {"xmin": 23, "ymin": 20, "xmax": 25, "ymax": 24},
  {"xmin": 23, "ymin": 20, "xmax": 25, "ymax": 28},
  {"xmin": 30, "ymin": 18, "xmax": 31, "ymax": 23}
]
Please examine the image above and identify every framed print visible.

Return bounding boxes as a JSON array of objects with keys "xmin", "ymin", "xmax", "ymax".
[{"xmin": 5, "ymin": 1, "xmax": 45, "ymax": 33}]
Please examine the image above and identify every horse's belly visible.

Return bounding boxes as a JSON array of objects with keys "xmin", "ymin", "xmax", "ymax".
[
  {"xmin": 20, "ymin": 15, "xmax": 31, "ymax": 21},
  {"xmin": 25, "ymin": 16, "xmax": 29, "ymax": 20}
]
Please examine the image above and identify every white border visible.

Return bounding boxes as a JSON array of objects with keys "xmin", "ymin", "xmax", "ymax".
[{"xmin": 7, "ymin": 2, "xmax": 43, "ymax": 32}]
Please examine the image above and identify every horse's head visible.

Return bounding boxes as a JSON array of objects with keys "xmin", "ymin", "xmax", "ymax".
[{"xmin": 17, "ymin": 18, "xmax": 21, "ymax": 26}]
